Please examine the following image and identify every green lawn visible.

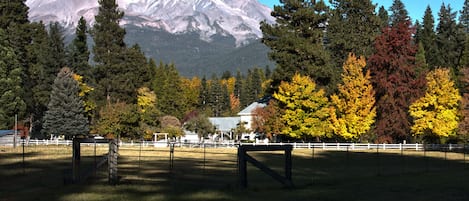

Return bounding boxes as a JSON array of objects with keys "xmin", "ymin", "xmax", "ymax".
[{"xmin": 1, "ymin": 145, "xmax": 468, "ymax": 201}]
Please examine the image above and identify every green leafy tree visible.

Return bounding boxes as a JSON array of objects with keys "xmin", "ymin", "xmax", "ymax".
[
  {"xmin": 95, "ymin": 102, "xmax": 139, "ymax": 139},
  {"xmin": 330, "ymin": 54, "xmax": 376, "ymax": 141},
  {"xmin": 42, "ymin": 67, "xmax": 89, "ymax": 139},
  {"xmin": 409, "ymin": 68, "xmax": 461, "ymax": 143},
  {"xmin": 261, "ymin": 0, "xmax": 336, "ymax": 92},
  {"xmin": 273, "ymin": 73, "xmax": 331, "ymax": 140},
  {"xmin": 0, "ymin": 29, "xmax": 26, "ymax": 129},
  {"xmin": 183, "ymin": 113, "xmax": 214, "ymax": 140},
  {"xmin": 159, "ymin": 115, "xmax": 183, "ymax": 138},
  {"xmin": 137, "ymin": 87, "xmax": 160, "ymax": 140},
  {"xmin": 327, "ymin": 0, "xmax": 380, "ymax": 68}
]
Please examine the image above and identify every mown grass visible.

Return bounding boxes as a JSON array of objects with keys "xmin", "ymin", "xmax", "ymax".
[{"xmin": 0, "ymin": 145, "xmax": 468, "ymax": 201}]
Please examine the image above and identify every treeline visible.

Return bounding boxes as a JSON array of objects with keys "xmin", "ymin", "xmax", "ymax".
[
  {"xmin": 256, "ymin": 0, "xmax": 469, "ymax": 143},
  {"xmin": 0, "ymin": 0, "xmax": 270, "ymax": 140},
  {"xmin": 0, "ymin": 0, "xmax": 468, "ymax": 143}
]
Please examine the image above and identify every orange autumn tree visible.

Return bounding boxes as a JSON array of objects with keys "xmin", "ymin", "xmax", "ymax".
[
  {"xmin": 330, "ymin": 53, "xmax": 376, "ymax": 141},
  {"xmin": 251, "ymin": 99, "xmax": 284, "ymax": 140}
]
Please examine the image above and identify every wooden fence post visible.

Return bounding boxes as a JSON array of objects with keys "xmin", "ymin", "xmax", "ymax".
[
  {"xmin": 72, "ymin": 138, "xmax": 81, "ymax": 183},
  {"xmin": 109, "ymin": 139, "xmax": 118, "ymax": 185}
]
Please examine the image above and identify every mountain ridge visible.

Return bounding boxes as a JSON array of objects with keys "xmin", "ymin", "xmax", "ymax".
[{"xmin": 26, "ymin": 0, "xmax": 275, "ymax": 77}]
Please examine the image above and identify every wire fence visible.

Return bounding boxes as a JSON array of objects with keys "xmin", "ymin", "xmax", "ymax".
[{"xmin": 1, "ymin": 140, "xmax": 468, "ymax": 189}]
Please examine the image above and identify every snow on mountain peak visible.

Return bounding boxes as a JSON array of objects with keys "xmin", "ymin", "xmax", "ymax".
[{"xmin": 26, "ymin": 0, "xmax": 274, "ymax": 45}]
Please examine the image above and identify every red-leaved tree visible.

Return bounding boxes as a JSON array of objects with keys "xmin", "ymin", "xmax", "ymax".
[{"xmin": 369, "ymin": 20, "xmax": 424, "ymax": 143}]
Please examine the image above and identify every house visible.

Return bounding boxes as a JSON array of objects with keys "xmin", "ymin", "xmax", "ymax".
[
  {"xmin": 208, "ymin": 117, "xmax": 240, "ymax": 141},
  {"xmin": 237, "ymin": 102, "xmax": 267, "ymax": 131}
]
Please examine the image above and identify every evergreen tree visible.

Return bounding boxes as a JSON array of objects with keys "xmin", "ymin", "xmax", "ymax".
[
  {"xmin": 68, "ymin": 16, "xmax": 92, "ymax": 81},
  {"xmin": 92, "ymin": 0, "xmax": 128, "ymax": 103},
  {"xmin": 409, "ymin": 68, "xmax": 460, "ymax": 143},
  {"xmin": 389, "ymin": 0, "xmax": 409, "ymax": 26},
  {"xmin": 415, "ymin": 42, "xmax": 429, "ymax": 77},
  {"xmin": 435, "ymin": 3, "xmax": 465, "ymax": 70},
  {"xmin": 198, "ymin": 76, "xmax": 209, "ymax": 113},
  {"xmin": 460, "ymin": 0, "xmax": 469, "ymax": 33},
  {"xmin": 0, "ymin": 0, "xmax": 31, "ymax": 128},
  {"xmin": 414, "ymin": 20, "xmax": 422, "ymax": 42},
  {"xmin": 0, "ymin": 29, "xmax": 26, "ymax": 129},
  {"xmin": 330, "ymin": 54, "xmax": 376, "ymax": 141},
  {"xmin": 460, "ymin": 36, "xmax": 469, "ymax": 68},
  {"xmin": 152, "ymin": 63, "xmax": 185, "ymax": 119},
  {"xmin": 369, "ymin": 19, "xmax": 421, "ymax": 143},
  {"xmin": 42, "ymin": 67, "xmax": 89, "ymax": 139},
  {"xmin": 260, "ymin": 0, "xmax": 336, "ymax": 92},
  {"xmin": 207, "ymin": 75, "xmax": 224, "ymax": 117},
  {"xmin": 378, "ymin": 6, "xmax": 389, "ymax": 30},
  {"xmin": 421, "ymin": 6, "xmax": 438, "ymax": 68},
  {"xmin": 0, "ymin": 0, "xmax": 30, "ymax": 69},
  {"xmin": 26, "ymin": 22, "xmax": 55, "ymax": 138},
  {"xmin": 47, "ymin": 22, "xmax": 66, "ymax": 70},
  {"xmin": 327, "ymin": 0, "xmax": 380, "ymax": 68}
]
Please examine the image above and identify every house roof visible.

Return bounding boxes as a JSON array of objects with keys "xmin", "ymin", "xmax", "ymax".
[
  {"xmin": 237, "ymin": 102, "xmax": 267, "ymax": 116},
  {"xmin": 0, "ymin": 130, "xmax": 14, "ymax": 137},
  {"xmin": 208, "ymin": 117, "xmax": 241, "ymax": 132}
]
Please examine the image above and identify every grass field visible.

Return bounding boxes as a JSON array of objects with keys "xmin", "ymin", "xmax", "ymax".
[{"xmin": 1, "ymin": 145, "xmax": 469, "ymax": 201}]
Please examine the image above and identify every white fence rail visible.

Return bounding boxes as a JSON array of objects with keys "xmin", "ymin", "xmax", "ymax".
[{"xmin": 1, "ymin": 139, "xmax": 468, "ymax": 152}]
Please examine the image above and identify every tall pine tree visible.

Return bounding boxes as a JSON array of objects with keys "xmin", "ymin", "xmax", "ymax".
[
  {"xmin": 327, "ymin": 0, "xmax": 380, "ymax": 68},
  {"xmin": 420, "ymin": 6, "xmax": 438, "ymax": 68},
  {"xmin": 68, "ymin": 16, "xmax": 92, "ymax": 81},
  {"xmin": 260, "ymin": 0, "xmax": 336, "ymax": 93},
  {"xmin": 460, "ymin": 0, "xmax": 469, "ymax": 34},
  {"xmin": 0, "ymin": 29, "xmax": 26, "ymax": 129},
  {"xmin": 435, "ymin": 3, "xmax": 465, "ymax": 70},
  {"xmin": 92, "ymin": 0, "xmax": 127, "ymax": 103},
  {"xmin": 378, "ymin": 6, "xmax": 389, "ymax": 30}
]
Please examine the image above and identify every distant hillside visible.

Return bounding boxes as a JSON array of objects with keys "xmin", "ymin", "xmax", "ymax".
[{"xmin": 124, "ymin": 25, "xmax": 274, "ymax": 77}]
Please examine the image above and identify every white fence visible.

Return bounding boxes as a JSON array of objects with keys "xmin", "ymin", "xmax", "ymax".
[{"xmin": 2, "ymin": 138, "xmax": 468, "ymax": 152}]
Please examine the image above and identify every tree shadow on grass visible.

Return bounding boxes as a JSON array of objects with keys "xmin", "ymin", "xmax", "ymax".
[{"xmin": 1, "ymin": 147, "xmax": 469, "ymax": 201}]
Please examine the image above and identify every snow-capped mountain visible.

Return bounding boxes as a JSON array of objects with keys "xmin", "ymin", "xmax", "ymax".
[{"xmin": 26, "ymin": 0, "xmax": 275, "ymax": 46}]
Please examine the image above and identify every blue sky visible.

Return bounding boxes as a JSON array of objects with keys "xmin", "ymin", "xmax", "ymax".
[{"xmin": 258, "ymin": 0, "xmax": 465, "ymax": 23}]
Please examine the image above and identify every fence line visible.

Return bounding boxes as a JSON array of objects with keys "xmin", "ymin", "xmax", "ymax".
[{"xmin": 2, "ymin": 139, "xmax": 467, "ymax": 152}]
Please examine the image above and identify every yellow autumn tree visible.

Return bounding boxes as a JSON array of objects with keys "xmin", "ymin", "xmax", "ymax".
[
  {"xmin": 409, "ymin": 68, "xmax": 461, "ymax": 141},
  {"xmin": 273, "ymin": 73, "xmax": 331, "ymax": 140},
  {"xmin": 137, "ymin": 87, "xmax": 159, "ymax": 139},
  {"xmin": 330, "ymin": 53, "xmax": 376, "ymax": 141},
  {"xmin": 180, "ymin": 77, "xmax": 201, "ymax": 113},
  {"xmin": 72, "ymin": 73, "xmax": 95, "ymax": 117}
]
